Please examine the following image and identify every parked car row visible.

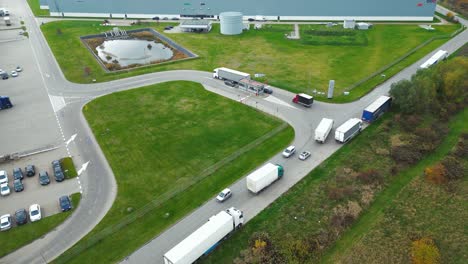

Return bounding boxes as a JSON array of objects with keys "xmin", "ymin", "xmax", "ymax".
[
  {"xmin": 0, "ymin": 66, "xmax": 22, "ymax": 80},
  {"xmin": 0, "ymin": 160, "xmax": 66, "ymax": 197},
  {"xmin": 0, "ymin": 195, "xmax": 73, "ymax": 231}
]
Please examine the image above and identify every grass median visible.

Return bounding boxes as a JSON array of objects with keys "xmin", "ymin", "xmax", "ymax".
[
  {"xmin": 26, "ymin": 0, "xmax": 50, "ymax": 16},
  {"xmin": 0, "ymin": 193, "xmax": 81, "ymax": 258},
  {"xmin": 41, "ymin": 21, "xmax": 459, "ymax": 102},
  {"xmin": 54, "ymin": 81, "xmax": 293, "ymax": 263}
]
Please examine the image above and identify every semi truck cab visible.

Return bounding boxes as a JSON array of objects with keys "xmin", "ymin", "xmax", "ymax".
[{"xmin": 226, "ymin": 207, "xmax": 244, "ymax": 229}]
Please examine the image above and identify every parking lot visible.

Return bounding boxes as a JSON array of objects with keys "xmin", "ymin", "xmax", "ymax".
[
  {"xmin": 0, "ymin": 150, "xmax": 80, "ymax": 222},
  {"xmin": 1, "ymin": 13, "xmax": 81, "ymax": 228}
]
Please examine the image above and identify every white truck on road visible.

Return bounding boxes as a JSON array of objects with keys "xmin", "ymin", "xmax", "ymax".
[
  {"xmin": 335, "ymin": 118, "xmax": 362, "ymax": 143},
  {"xmin": 163, "ymin": 207, "xmax": 244, "ymax": 264},
  {"xmin": 315, "ymin": 118, "xmax": 334, "ymax": 143},
  {"xmin": 246, "ymin": 163, "xmax": 284, "ymax": 194},
  {"xmin": 213, "ymin": 67, "xmax": 250, "ymax": 83}
]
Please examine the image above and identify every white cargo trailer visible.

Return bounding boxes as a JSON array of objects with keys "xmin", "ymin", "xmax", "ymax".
[
  {"xmin": 163, "ymin": 207, "xmax": 244, "ymax": 264},
  {"xmin": 315, "ymin": 118, "xmax": 334, "ymax": 143},
  {"xmin": 213, "ymin": 67, "xmax": 250, "ymax": 83},
  {"xmin": 246, "ymin": 163, "xmax": 284, "ymax": 194},
  {"xmin": 335, "ymin": 118, "xmax": 362, "ymax": 143},
  {"xmin": 420, "ymin": 50, "xmax": 448, "ymax": 69}
]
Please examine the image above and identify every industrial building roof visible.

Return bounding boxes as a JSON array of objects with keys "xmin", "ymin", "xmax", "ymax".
[{"xmin": 44, "ymin": 0, "xmax": 436, "ymax": 18}]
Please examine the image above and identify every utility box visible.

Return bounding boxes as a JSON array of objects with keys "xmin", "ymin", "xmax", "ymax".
[{"xmin": 327, "ymin": 80, "xmax": 335, "ymax": 99}]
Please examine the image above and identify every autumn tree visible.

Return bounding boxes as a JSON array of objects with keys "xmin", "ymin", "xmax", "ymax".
[
  {"xmin": 425, "ymin": 163, "xmax": 447, "ymax": 184},
  {"xmin": 411, "ymin": 237, "xmax": 441, "ymax": 264}
]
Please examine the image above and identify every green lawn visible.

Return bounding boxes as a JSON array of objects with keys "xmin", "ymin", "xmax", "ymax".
[
  {"xmin": 202, "ymin": 108, "xmax": 467, "ymax": 263},
  {"xmin": 0, "ymin": 193, "xmax": 81, "ymax": 257},
  {"xmin": 26, "ymin": 0, "xmax": 50, "ymax": 16},
  {"xmin": 61, "ymin": 157, "xmax": 78, "ymax": 179},
  {"xmin": 41, "ymin": 21, "xmax": 460, "ymax": 102},
  {"xmin": 55, "ymin": 81, "xmax": 293, "ymax": 263},
  {"xmin": 322, "ymin": 108, "xmax": 468, "ymax": 263}
]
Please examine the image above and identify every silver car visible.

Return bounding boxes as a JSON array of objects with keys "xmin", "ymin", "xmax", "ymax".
[{"xmin": 216, "ymin": 188, "xmax": 232, "ymax": 202}]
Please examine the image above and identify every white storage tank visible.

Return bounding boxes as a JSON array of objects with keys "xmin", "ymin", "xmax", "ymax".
[{"xmin": 220, "ymin": 12, "xmax": 243, "ymax": 35}]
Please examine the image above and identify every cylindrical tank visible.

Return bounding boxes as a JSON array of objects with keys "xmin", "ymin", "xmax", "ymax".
[{"xmin": 220, "ymin": 12, "xmax": 243, "ymax": 35}]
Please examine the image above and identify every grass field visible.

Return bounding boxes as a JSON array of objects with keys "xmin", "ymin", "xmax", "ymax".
[
  {"xmin": 41, "ymin": 21, "xmax": 459, "ymax": 102},
  {"xmin": 0, "ymin": 193, "xmax": 81, "ymax": 258},
  {"xmin": 322, "ymin": 108, "xmax": 468, "ymax": 263},
  {"xmin": 54, "ymin": 81, "xmax": 293, "ymax": 263},
  {"xmin": 61, "ymin": 157, "xmax": 78, "ymax": 179},
  {"xmin": 26, "ymin": 0, "xmax": 50, "ymax": 16},
  {"xmin": 202, "ymin": 108, "xmax": 467, "ymax": 263}
]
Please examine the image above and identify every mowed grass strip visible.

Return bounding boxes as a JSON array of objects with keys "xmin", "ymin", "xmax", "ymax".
[
  {"xmin": 41, "ymin": 21, "xmax": 458, "ymax": 101},
  {"xmin": 55, "ymin": 81, "xmax": 293, "ymax": 263},
  {"xmin": 321, "ymin": 108, "xmax": 468, "ymax": 263},
  {"xmin": 26, "ymin": 0, "xmax": 50, "ymax": 16},
  {"xmin": 0, "ymin": 193, "xmax": 81, "ymax": 258}
]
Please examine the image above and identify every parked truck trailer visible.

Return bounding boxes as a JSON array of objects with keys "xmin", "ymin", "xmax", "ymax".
[
  {"xmin": 4, "ymin": 16, "xmax": 10, "ymax": 26},
  {"xmin": 246, "ymin": 163, "xmax": 284, "ymax": 194},
  {"xmin": 315, "ymin": 118, "xmax": 334, "ymax": 143},
  {"xmin": 0, "ymin": 96, "xmax": 12, "ymax": 110},
  {"xmin": 292, "ymin": 93, "xmax": 313, "ymax": 107},
  {"xmin": 213, "ymin": 67, "xmax": 250, "ymax": 83},
  {"xmin": 361, "ymin": 95, "xmax": 392, "ymax": 123},
  {"xmin": 335, "ymin": 118, "xmax": 362, "ymax": 143},
  {"xmin": 163, "ymin": 207, "xmax": 244, "ymax": 264}
]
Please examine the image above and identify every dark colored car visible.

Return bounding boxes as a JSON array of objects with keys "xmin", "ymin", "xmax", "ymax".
[
  {"xmin": 15, "ymin": 209, "xmax": 27, "ymax": 225},
  {"xmin": 54, "ymin": 167, "xmax": 65, "ymax": 182},
  {"xmin": 13, "ymin": 168, "xmax": 24, "ymax": 180},
  {"xmin": 224, "ymin": 80, "xmax": 236, "ymax": 87},
  {"xmin": 152, "ymin": 16, "xmax": 159, "ymax": 20},
  {"xmin": 25, "ymin": 165, "xmax": 36, "ymax": 177},
  {"xmin": 52, "ymin": 160, "xmax": 61, "ymax": 169},
  {"xmin": 38, "ymin": 171, "xmax": 50, "ymax": 185},
  {"xmin": 13, "ymin": 179, "xmax": 24, "ymax": 192},
  {"xmin": 263, "ymin": 87, "xmax": 273, "ymax": 94},
  {"xmin": 248, "ymin": 18, "xmax": 255, "ymax": 22},
  {"xmin": 59, "ymin": 196, "xmax": 72, "ymax": 212}
]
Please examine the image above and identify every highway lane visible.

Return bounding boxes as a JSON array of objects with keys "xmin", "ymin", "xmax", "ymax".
[{"xmin": 1, "ymin": 1, "xmax": 466, "ymax": 263}]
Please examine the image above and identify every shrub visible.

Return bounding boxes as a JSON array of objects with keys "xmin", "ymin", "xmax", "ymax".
[
  {"xmin": 411, "ymin": 237, "xmax": 441, "ymax": 264},
  {"xmin": 453, "ymin": 135, "xmax": 468, "ymax": 158},
  {"xmin": 391, "ymin": 144, "xmax": 422, "ymax": 165},
  {"xmin": 356, "ymin": 169, "xmax": 383, "ymax": 185},
  {"xmin": 424, "ymin": 163, "xmax": 447, "ymax": 185},
  {"xmin": 233, "ymin": 232, "xmax": 285, "ymax": 264},
  {"xmin": 286, "ymin": 240, "xmax": 311, "ymax": 262},
  {"xmin": 327, "ymin": 186, "xmax": 354, "ymax": 201},
  {"xmin": 442, "ymin": 156, "xmax": 465, "ymax": 181}
]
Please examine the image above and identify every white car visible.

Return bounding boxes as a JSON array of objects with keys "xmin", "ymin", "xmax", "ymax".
[
  {"xmin": 216, "ymin": 188, "xmax": 232, "ymax": 202},
  {"xmin": 15, "ymin": 66, "xmax": 22, "ymax": 72},
  {"xmin": 10, "ymin": 71, "xmax": 18, "ymax": 77},
  {"xmin": 299, "ymin": 151, "xmax": 311, "ymax": 161},
  {"xmin": 29, "ymin": 204, "xmax": 42, "ymax": 222},
  {"xmin": 0, "ymin": 214, "xmax": 12, "ymax": 231},
  {"xmin": 282, "ymin": 145, "xmax": 296, "ymax": 158},
  {"xmin": 0, "ymin": 170, "xmax": 8, "ymax": 185},
  {"xmin": 0, "ymin": 183, "xmax": 10, "ymax": 196}
]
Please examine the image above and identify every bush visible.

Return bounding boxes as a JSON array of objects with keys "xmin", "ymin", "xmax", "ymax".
[
  {"xmin": 400, "ymin": 115, "xmax": 422, "ymax": 131},
  {"xmin": 411, "ymin": 237, "xmax": 441, "ymax": 264},
  {"xmin": 356, "ymin": 169, "xmax": 383, "ymax": 185},
  {"xmin": 453, "ymin": 134, "xmax": 468, "ymax": 158},
  {"xmin": 327, "ymin": 186, "xmax": 354, "ymax": 200},
  {"xmin": 424, "ymin": 163, "xmax": 447, "ymax": 185},
  {"xmin": 233, "ymin": 232, "xmax": 285, "ymax": 264},
  {"xmin": 391, "ymin": 144, "xmax": 422, "ymax": 165},
  {"xmin": 442, "ymin": 156, "xmax": 465, "ymax": 181}
]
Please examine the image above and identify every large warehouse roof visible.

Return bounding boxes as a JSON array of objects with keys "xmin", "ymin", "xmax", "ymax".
[{"xmin": 44, "ymin": 0, "xmax": 436, "ymax": 21}]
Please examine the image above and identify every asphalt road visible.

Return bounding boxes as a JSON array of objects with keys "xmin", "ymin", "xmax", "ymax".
[{"xmin": 1, "ymin": 1, "xmax": 467, "ymax": 263}]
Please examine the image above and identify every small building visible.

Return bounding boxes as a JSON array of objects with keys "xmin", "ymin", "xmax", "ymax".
[
  {"xmin": 356, "ymin": 22, "xmax": 371, "ymax": 30},
  {"xmin": 179, "ymin": 19, "xmax": 212, "ymax": 33},
  {"xmin": 343, "ymin": 19, "xmax": 355, "ymax": 29},
  {"xmin": 238, "ymin": 79, "xmax": 265, "ymax": 94}
]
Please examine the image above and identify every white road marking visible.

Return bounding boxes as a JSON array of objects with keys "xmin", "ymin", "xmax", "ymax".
[
  {"xmin": 65, "ymin": 133, "xmax": 77, "ymax": 146},
  {"xmin": 49, "ymin": 95, "xmax": 66, "ymax": 113},
  {"xmin": 78, "ymin": 161, "xmax": 90, "ymax": 176},
  {"xmin": 263, "ymin": 95, "xmax": 298, "ymax": 109}
]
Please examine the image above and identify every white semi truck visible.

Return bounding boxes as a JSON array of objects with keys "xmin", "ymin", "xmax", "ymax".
[
  {"xmin": 246, "ymin": 163, "xmax": 284, "ymax": 194},
  {"xmin": 163, "ymin": 207, "xmax": 244, "ymax": 264},
  {"xmin": 315, "ymin": 118, "xmax": 334, "ymax": 143},
  {"xmin": 213, "ymin": 67, "xmax": 251, "ymax": 83},
  {"xmin": 335, "ymin": 118, "xmax": 362, "ymax": 143}
]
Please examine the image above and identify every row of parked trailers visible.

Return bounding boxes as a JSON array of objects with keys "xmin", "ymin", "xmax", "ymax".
[{"xmin": 314, "ymin": 95, "xmax": 392, "ymax": 143}]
